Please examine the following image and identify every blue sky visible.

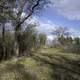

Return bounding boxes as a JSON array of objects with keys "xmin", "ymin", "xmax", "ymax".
[
  {"xmin": 31, "ymin": 0, "xmax": 80, "ymax": 39},
  {"xmin": 42, "ymin": 7, "xmax": 80, "ymax": 30}
]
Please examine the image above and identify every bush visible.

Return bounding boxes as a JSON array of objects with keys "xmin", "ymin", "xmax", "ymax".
[
  {"xmin": 63, "ymin": 44, "xmax": 80, "ymax": 54},
  {"xmin": 0, "ymin": 33, "xmax": 15, "ymax": 60}
]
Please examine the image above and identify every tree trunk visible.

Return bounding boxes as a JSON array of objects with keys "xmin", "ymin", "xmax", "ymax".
[
  {"xmin": 15, "ymin": 27, "xmax": 22, "ymax": 56},
  {"xmin": 2, "ymin": 24, "xmax": 6, "ymax": 60}
]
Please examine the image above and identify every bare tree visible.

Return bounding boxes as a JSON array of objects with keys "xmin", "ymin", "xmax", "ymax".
[
  {"xmin": 0, "ymin": 0, "xmax": 51, "ymax": 56},
  {"xmin": 52, "ymin": 27, "xmax": 70, "ymax": 37}
]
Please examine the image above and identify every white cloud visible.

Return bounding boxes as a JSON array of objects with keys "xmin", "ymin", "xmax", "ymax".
[
  {"xmin": 27, "ymin": 16, "xmax": 58, "ymax": 35},
  {"xmin": 27, "ymin": 16, "xmax": 80, "ymax": 40},
  {"xmin": 47, "ymin": 35, "xmax": 54, "ymax": 40},
  {"xmin": 35, "ymin": 17, "xmax": 58, "ymax": 35},
  {"xmin": 27, "ymin": 17, "xmax": 58, "ymax": 40},
  {"xmin": 51, "ymin": 0, "xmax": 80, "ymax": 20},
  {"xmin": 69, "ymin": 28, "xmax": 80, "ymax": 38}
]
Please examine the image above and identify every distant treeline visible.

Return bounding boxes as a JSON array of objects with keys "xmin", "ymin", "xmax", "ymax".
[{"xmin": 51, "ymin": 27, "xmax": 80, "ymax": 54}]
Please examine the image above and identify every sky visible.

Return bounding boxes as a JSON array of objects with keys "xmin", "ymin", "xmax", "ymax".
[{"xmin": 30, "ymin": 0, "xmax": 80, "ymax": 40}]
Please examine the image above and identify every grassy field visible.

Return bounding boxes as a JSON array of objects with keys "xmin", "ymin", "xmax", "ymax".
[{"xmin": 0, "ymin": 48, "xmax": 80, "ymax": 80}]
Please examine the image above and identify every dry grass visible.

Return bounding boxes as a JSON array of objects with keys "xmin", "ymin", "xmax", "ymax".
[{"xmin": 0, "ymin": 48, "xmax": 80, "ymax": 80}]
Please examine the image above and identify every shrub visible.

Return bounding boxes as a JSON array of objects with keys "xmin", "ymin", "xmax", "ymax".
[{"xmin": 63, "ymin": 44, "xmax": 80, "ymax": 54}]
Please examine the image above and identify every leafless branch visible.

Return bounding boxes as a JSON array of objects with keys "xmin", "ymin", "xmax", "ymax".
[
  {"xmin": 0, "ymin": 5, "xmax": 8, "ymax": 9},
  {"xmin": 16, "ymin": 0, "xmax": 41, "ymax": 30}
]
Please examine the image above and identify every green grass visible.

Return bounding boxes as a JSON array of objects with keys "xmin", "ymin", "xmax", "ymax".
[{"xmin": 0, "ymin": 48, "xmax": 80, "ymax": 80}]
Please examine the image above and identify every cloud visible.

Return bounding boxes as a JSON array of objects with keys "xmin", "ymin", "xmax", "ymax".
[
  {"xmin": 27, "ymin": 16, "xmax": 80, "ymax": 41},
  {"xmin": 28, "ymin": 17, "xmax": 58, "ymax": 35},
  {"xmin": 27, "ymin": 17, "xmax": 59, "ymax": 40},
  {"xmin": 69, "ymin": 28, "xmax": 80, "ymax": 38},
  {"xmin": 51, "ymin": 0, "xmax": 80, "ymax": 20},
  {"xmin": 36, "ymin": 19, "xmax": 57, "ymax": 35},
  {"xmin": 47, "ymin": 35, "xmax": 54, "ymax": 40}
]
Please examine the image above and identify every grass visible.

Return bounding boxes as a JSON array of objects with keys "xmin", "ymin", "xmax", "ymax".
[{"xmin": 0, "ymin": 48, "xmax": 80, "ymax": 80}]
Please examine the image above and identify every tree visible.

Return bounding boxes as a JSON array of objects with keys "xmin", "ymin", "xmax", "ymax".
[
  {"xmin": 17, "ymin": 24, "xmax": 37, "ymax": 56},
  {"xmin": 53, "ymin": 27, "xmax": 70, "ymax": 37},
  {"xmin": 66, "ymin": 36, "xmax": 73, "ymax": 45},
  {"xmin": 0, "ymin": 13, "xmax": 8, "ymax": 60},
  {"xmin": 74, "ymin": 37, "xmax": 80, "ymax": 45},
  {"xmin": 0, "ymin": 0, "xmax": 51, "ymax": 56},
  {"xmin": 38, "ymin": 33, "xmax": 47, "ymax": 47},
  {"xmin": 73, "ymin": 37, "xmax": 80, "ymax": 53},
  {"xmin": 52, "ymin": 27, "xmax": 70, "ymax": 46},
  {"xmin": 0, "ymin": 0, "xmax": 50, "ymax": 31},
  {"xmin": 58, "ymin": 35, "xmax": 66, "ymax": 45}
]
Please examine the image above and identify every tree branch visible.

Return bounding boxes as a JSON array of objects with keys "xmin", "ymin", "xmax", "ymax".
[
  {"xmin": 16, "ymin": 0, "xmax": 41, "ymax": 31},
  {"xmin": 0, "ymin": 5, "xmax": 8, "ymax": 9},
  {"xmin": 17, "ymin": 0, "xmax": 28, "ymax": 20}
]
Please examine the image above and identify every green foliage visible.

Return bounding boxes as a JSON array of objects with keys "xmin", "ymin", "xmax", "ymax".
[
  {"xmin": 0, "ymin": 32, "xmax": 15, "ymax": 60},
  {"xmin": 17, "ymin": 24, "xmax": 38, "ymax": 56},
  {"xmin": 38, "ymin": 33, "xmax": 47, "ymax": 47},
  {"xmin": 63, "ymin": 37, "xmax": 80, "ymax": 54},
  {"xmin": 58, "ymin": 36, "xmax": 73, "ymax": 46},
  {"xmin": 58, "ymin": 35, "xmax": 66, "ymax": 45},
  {"xmin": 0, "ymin": 0, "xmax": 51, "ymax": 59},
  {"xmin": 74, "ymin": 37, "xmax": 80, "ymax": 45}
]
